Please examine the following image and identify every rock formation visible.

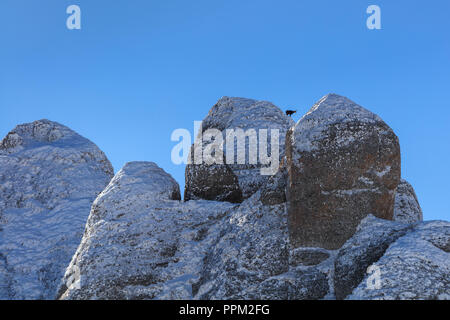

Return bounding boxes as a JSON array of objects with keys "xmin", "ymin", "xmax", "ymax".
[
  {"xmin": 59, "ymin": 161, "xmax": 237, "ymax": 299},
  {"xmin": 0, "ymin": 120, "xmax": 113, "ymax": 299},
  {"xmin": 2, "ymin": 94, "xmax": 447, "ymax": 301},
  {"xmin": 334, "ymin": 215, "xmax": 413, "ymax": 299},
  {"xmin": 348, "ymin": 220, "xmax": 449, "ymax": 299},
  {"xmin": 394, "ymin": 179, "xmax": 423, "ymax": 223},
  {"xmin": 286, "ymin": 94, "xmax": 401, "ymax": 249},
  {"xmin": 184, "ymin": 97, "xmax": 294, "ymax": 203},
  {"xmin": 58, "ymin": 160, "xmax": 447, "ymax": 301},
  {"xmin": 59, "ymin": 161, "xmax": 333, "ymax": 300}
]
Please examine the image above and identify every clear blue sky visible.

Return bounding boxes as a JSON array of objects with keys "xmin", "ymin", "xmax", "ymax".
[{"xmin": 0, "ymin": 1, "xmax": 449, "ymax": 220}]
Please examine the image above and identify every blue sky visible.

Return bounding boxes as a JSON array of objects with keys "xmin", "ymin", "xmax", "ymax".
[{"xmin": 0, "ymin": 0, "xmax": 449, "ymax": 220}]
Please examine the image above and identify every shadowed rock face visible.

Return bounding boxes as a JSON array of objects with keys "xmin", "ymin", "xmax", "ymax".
[
  {"xmin": 184, "ymin": 97, "xmax": 294, "ymax": 203},
  {"xmin": 286, "ymin": 94, "xmax": 401, "ymax": 250},
  {"xmin": 259, "ymin": 158, "xmax": 288, "ymax": 206},
  {"xmin": 185, "ymin": 161, "xmax": 243, "ymax": 203}
]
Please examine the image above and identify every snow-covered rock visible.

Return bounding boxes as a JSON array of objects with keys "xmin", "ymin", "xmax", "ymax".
[
  {"xmin": 1, "ymin": 94, "xmax": 447, "ymax": 301},
  {"xmin": 290, "ymin": 247, "xmax": 330, "ymax": 267},
  {"xmin": 59, "ymin": 161, "xmax": 237, "ymax": 299},
  {"xmin": 185, "ymin": 97, "xmax": 294, "ymax": 203},
  {"xmin": 394, "ymin": 179, "xmax": 423, "ymax": 223},
  {"xmin": 194, "ymin": 191, "xmax": 291, "ymax": 299},
  {"xmin": 240, "ymin": 267, "xmax": 330, "ymax": 300},
  {"xmin": 286, "ymin": 94, "xmax": 401, "ymax": 249},
  {"xmin": 348, "ymin": 220, "xmax": 450, "ymax": 300},
  {"xmin": 0, "ymin": 120, "xmax": 113, "ymax": 299},
  {"xmin": 259, "ymin": 158, "xmax": 288, "ymax": 206},
  {"xmin": 334, "ymin": 215, "xmax": 413, "ymax": 299},
  {"xmin": 192, "ymin": 190, "xmax": 333, "ymax": 300},
  {"xmin": 60, "ymin": 161, "xmax": 334, "ymax": 300}
]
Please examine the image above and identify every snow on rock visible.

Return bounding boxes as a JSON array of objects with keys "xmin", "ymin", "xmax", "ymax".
[
  {"xmin": 59, "ymin": 161, "xmax": 237, "ymax": 299},
  {"xmin": 333, "ymin": 215, "xmax": 413, "ymax": 299},
  {"xmin": 259, "ymin": 158, "xmax": 288, "ymax": 206},
  {"xmin": 241, "ymin": 267, "xmax": 330, "ymax": 300},
  {"xmin": 348, "ymin": 220, "xmax": 450, "ymax": 300},
  {"xmin": 193, "ymin": 192, "xmax": 291, "ymax": 299},
  {"xmin": 286, "ymin": 93, "xmax": 401, "ymax": 249},
  {"xmin": 1, "ymin": 95, "xmax": 447, "ymax": 301},
  {"xmin": 0, "ymin": 119, "xmax": 113, "ymax": 299},
  {"xmin": 60, "ymin": 161, "xmax": 333, "ymax": 300},
  {"xmin": 394, "ymin": 179, "xmax": 423, "ymax": 223},
  {"xmin": 185, "ymin": 97, "xmax": 294, "ymax": 203},
  {"xmin": 193, "ymin": 190, "xmax": 333, "ymax": 300},
  {"xmin": 290, "ymin": 247, "xmax": 330, "ymax": 267},
  {"xmin": 89, "ymin": 161, "xmax": 181, "ymax": 226}
]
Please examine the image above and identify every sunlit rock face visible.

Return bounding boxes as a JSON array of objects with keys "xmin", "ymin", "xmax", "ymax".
[
  {"xmin": 0, "ymin": 120, "xmax": 113, "ymax": 299},
  {"xmin": 286, "ymin": 94, "xmax": 401, "ymax": 250},
  {"xmin": 59, "ymin": 161, "xmax": 237, "ymax": 299},
  {"xmin": 59, "ymin": 161, "xmax": 333, "ymax": 300},
  {"xmin": 184, "ymin": 97, "xmax": 294, "ymax": 203}
]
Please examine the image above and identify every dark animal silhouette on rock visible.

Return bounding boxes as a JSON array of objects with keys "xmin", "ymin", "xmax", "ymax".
[{"xmin": 286, "ymin": 110, "xmax": 297, "ymax": 117}]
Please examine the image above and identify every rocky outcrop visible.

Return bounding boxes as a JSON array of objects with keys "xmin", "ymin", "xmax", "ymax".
[
  {"xmin": 185, "ymin": 97, "xmax": 294, "ymax": 203},
  {"xmin": 60, "ymin": 162, "xmax": 333, "ymax": 300},
  {"xmin": 348, "ymin": 220, "xmax": 450, "ymax": 300},
  {"xmin": 184, "ymin": 163, "xmax": 242, "ymax": 203},
  {"xmin": 289, "ymin": 247, "xmax": 330, "ymax": 267},
  {"xmin": 0, "ymin": 120, "xmax": 113, "ymax": 299},
  {"xmin": 3, "ymin": 93, "xmax": 447, "ymax": 301},
  {"xmin": 241, "ymin": 268, "xmax": 329, "ymax": 300},
  {"xmin": 394, "ymin": 179, "xmax": 423, "ymax": 223},
  {"xmin": 194, "ymin": 191, "xmax": 307, "ymax": 300},
  {"xmin": 286, "ymin": 94, "xmax": 401, "ymax": 250},
  {"xmin": 259, "ymin": 159, "xmax": 288, "ymax": 206},
  {"xmin": 334, "ymin": 215, "xmax": 413, "ymax": 299},
  {"xmin": 59, "ymin": 161, "xmax": 237, "ymax": 299}
]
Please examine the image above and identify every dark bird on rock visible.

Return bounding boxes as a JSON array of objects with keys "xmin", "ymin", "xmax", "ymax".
[{"xmin": 286, "ymin": 110, "xmax": 297, "ymax": 116}]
